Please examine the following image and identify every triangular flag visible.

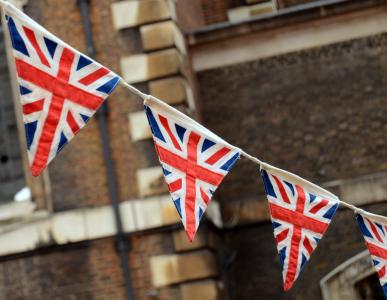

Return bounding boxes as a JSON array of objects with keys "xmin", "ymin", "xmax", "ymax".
[
  {"xmin": 144, "ymin": 96, "xmax": 241, "ymax": 241},
  {"xmin": 260, "ymin": 165, "xmax": 339, "ymax": 291},
  {"xmin": 356, "ymin": 212, "xmax": 387, "ymax": 298},
  {"xmin": 2, "ymin": 2, "xmax": 120, "ymax": 176}
]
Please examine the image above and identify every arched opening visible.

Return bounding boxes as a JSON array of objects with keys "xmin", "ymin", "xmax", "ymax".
[
  {"xmin": 320, "ymin": 251, "xmax": 384, "ymax": 300},
  {"xmin": 355, "ymin": 273, "xmax": 385, "ymax": 300}
]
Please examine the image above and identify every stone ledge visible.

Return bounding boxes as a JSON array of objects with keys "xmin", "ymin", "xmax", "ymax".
[
  {"xmin": 150, "ymin": 250, "xmax": 218, "ymax": 287},
  {"xmin": 112, "ymin": 0, "xmax": 170, "ymax": 30},
  {"xmin": 222, "ymin": 171, "xmax": 387, "ymax": 228},
  {"xmin": 324, "ymin": 171, "xmax": 387, "ymax": 207},
  {"xmin": 140, "ymin": 21, "xmax": 186, "ymax": 53},
  {"xmin": 121, "ymin": 49, "xmax": 181, "ymax": 84},
  {"xmin": 149, "ymin": 77, "xmax": 187, "ymax": 105},
  {"xmin": 180, "ymin": 280, "xmax": 219, "ymax": 300},
  {"xmin": 227, "ymin": 2, "xmax": 276, "ymax": 23},
  {"xmin": 0, "ymin": 195, "xmax": 180, "ymax": 257},
  {"xmin": 140, "ymin": 21, "xmax": 174, "ymax": 51},
  {"xmin": 137, "ymin": 166, "xmax": 167, "ymax": 197}
]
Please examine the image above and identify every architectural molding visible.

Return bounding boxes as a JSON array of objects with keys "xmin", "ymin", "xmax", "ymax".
[
  {"xmin": 0, "ymin": 195, "xmax": 179, "ymax": 257},
  {"xmin": 320, "ymin": 251, "xmax": 374, "ymax": 300},
  {"xmin": 190, "ymin": 6, "xmax": 387, "ymax": 71}
]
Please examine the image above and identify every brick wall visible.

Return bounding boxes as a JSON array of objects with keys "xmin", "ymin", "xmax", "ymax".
[
  {"xmin": 200, "ymin": 0, "xmax": 229, "ymax": 25},
  {"xmin": 197, "ymin": 33, "xmax": 387, "ymax": 202},
  {"xmin": 0, "ymin": 232, "xmax": 177, "ymax": 300},
  {"xmin": 224, "ymin": 202, "xmax": 387, "ymax": 300},
  {"xmin": 197, "ymin": 31, "xmax": 387, "ymax": 299},
  {"xmin": 24, "ymin": 0, "xmax": 154, "ymax": 211}
]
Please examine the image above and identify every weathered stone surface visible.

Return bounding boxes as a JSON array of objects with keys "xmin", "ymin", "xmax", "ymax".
[
  {"xmin": 150, "ymin": 250, "xmax": 218, "ymax": 287},
  {"xmin": 139, "ymin": 18, "xmax": 187, "ymax": 54},
  {"xmin": 193, "ymin": 9, "xmax": 387, "ymax": 71},
  {"xmin": 128, "ymin": 111, "xmax": 152, "ymax": 141},
  {"xmin": 198, "ymin": 33, "xmax": 387, "ymax": 204},
  {"xmin": 133, "ymin": 195, "xmax": 178, "ymax": 230},
  {"xmin": 227, "ymin": 2, "xmax": 275, "ymax": 23},
  {"xmin": 140, "ymin": 21, "xmax": 175, "ymax": 51},
  {"xmin": 180, "ymin": 280, "xmax": 219, "ymax": 300},
  {"xmin": 336, "ymin": 172, "xmax": 387, "ymax": 206},
  {"xmin": 149, "ymin": 77, "xmax": 187, "ymax": 104},
  {"xmin": 320, "ymin": 251, "xmax": 373, "ymax": 300},
  {"xmin": 121, "ymin": 49, "xmax": 181, "ymax": 83},
  {"xmin": 112, "ymin": 0, "xmax": 170, "ymax": 30},
  {"xmin": 0, "ymin": 195, "xmax": 180, "ymax": 256},
  {"xmin": 136, "ymin": 166, "xmax": 167, "ymax": 197}
]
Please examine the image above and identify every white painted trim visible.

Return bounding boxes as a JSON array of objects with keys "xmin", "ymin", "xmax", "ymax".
[
  {"xmin": 192, "ymin": 7, "xmax": 387, "ymax": 71},
  {"xmin": 320, "ymin": 250, "xmax": 374, "ymax": 300}
]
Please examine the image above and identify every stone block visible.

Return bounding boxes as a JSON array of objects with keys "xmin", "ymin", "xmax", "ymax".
[
  {"xmin": 136, "ymin": 166, "xmax": 167, "ymax": 197},
  {"xmin": 128, "ymin": 111, "xmax": 152, "ymax": 141},
  {"xmin": 228, "ymin": 2, "xmax": 276, "ymax": 23},
  {"xmin": 180, "ymin": 280, "xmax": 219, "ymax": 300},
  {"xmin": 149, "ymin": 77, "xmax": 187, "ymax": 104},
  {"xmin": 112, "ymin": 0, "xmax": 170, "ymax": 30},
  {"xmin": 120, "ymin": 201, "xmax": 137, "ymax": 232},
  {"xmin": 84, "ymin": 206, "xmax": 116, "ymax": 239},
  {"xmin": 150, "ymin": 250, "xmax": 218, "ymax": 287},
  {"xmin": 140, "ymin": 21, "xmax": 175, "ymax": 51},
  {"xmin": 133, "ymin": 197, "xmax": 163, "ymax": 230},
  {"xmin": 161, "ymin": 196, "xmax": 181, "ymax": 224},
  {"xmin": 51, "ymin": 210, "xmax": 86, "ymax": 244},
  {"xmin": 133, "ymin": 195, "xmax": 178, "ymax": 230},
  {"xmin": 121, "ymin": 49, "xmax": 181, "ymax": 84},
  {"xmin": 140, "ymin": 21, "xmax": 186, "ymax": 53}
]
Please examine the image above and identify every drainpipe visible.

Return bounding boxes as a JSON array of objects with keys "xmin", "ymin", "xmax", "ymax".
[{"xmin": 77, "ymin": 1, "xmax": 134, "ymax": 299}]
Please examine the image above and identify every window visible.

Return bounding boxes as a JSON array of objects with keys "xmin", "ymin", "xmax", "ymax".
[{"xmin": 355, "ymin": 273, "xmax": 385, "ymax": 300}]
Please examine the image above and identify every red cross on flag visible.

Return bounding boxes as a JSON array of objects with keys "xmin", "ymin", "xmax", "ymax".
[
  {"xmin": 356, "ymin": 212, "xmax": 387, "ymax": 297},
  {"xmin": 3, "ymin": 2, "xmax": 120, "ymax": 176},
  {"xmin": 144, "ymin": 96, "xmax": 241, "ymax": 241},
  {"xmin": 260, "ymin": 165, "xmax": 339, "ymax": 291}
]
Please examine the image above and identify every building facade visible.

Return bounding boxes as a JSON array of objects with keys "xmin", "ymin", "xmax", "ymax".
[{"xmin": 0, "ymin": 0, "xmax": 386, "ymax": 299}]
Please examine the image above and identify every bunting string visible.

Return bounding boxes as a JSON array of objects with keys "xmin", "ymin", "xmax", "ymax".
[{"xmin": 118, "ymin": 80, "xmax": 383, "ymax": 219}]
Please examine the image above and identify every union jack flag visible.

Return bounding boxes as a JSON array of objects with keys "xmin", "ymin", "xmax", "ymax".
[
  {"xmin": 4, "ymin": 4, "xmax": 120, "ymax": 176},
  {"xmin": 260, "ymin": 167, "xmax": 339, "ymax": 290},
  {"xmin": 356, "ymin": 213, "xmax": 387, "ymax": 297},
  {"xmin": 144, "ymin": 97, "xmax": 240, "ymax": 241}
]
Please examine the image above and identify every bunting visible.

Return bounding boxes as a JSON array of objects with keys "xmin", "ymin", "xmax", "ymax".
[
  {"xmin": 260, "ymin": 166, "xmax": 339, "ymax": 290},
  {"xmin": 1, "ymin": 1, "xmax": 387, "ymax": 295},
  {"xmin": 144, "ymin": 97, "xmax": 241, "ymax": 241},
  {"xmin": 356, "ymin": 212, "xmax": 387, "ymax": 297},
  {"xmin": 3, "ymin": 3, "xmax": 120, "ymax": 176}
]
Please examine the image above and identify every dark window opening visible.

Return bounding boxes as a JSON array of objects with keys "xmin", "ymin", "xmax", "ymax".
[
  {"xmin": 0, "ymin": 23, "xmax": 26, "ymax": 203},
  {"xmin": 355, "ymin": 273, "xmax": 385, "ymax": 300}
]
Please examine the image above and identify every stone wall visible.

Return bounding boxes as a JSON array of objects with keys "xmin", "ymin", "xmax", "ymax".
[
  {"xmin": 197, "ymin": 31, "xmax": 387, "ymax": 299},
  {"xmin": 223, "ymin": 202, "xmax": 387, "ymax": 300},
  {"xmin": 197, "ymin": 33, "xmax": 387, "ymax": 203},
  {"xmin": 0, "ymin": 234, "xmax": 178, "ymax": 300}
]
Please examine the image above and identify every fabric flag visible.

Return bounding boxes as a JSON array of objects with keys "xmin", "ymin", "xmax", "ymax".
[
  {"xmin": 260, "ymin": 165, "xmax": 339, "ymax": 291},
  {"xmin": 356, "ymin": 212, "xmax": 387, "ymax": 297},
  {"xmin": 144, "ymin": 96, "xmax": 241, "ymax": 241},
  {"xmin": 2, "ymin": 2, "xmax": 120, "ymax": 176}
]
